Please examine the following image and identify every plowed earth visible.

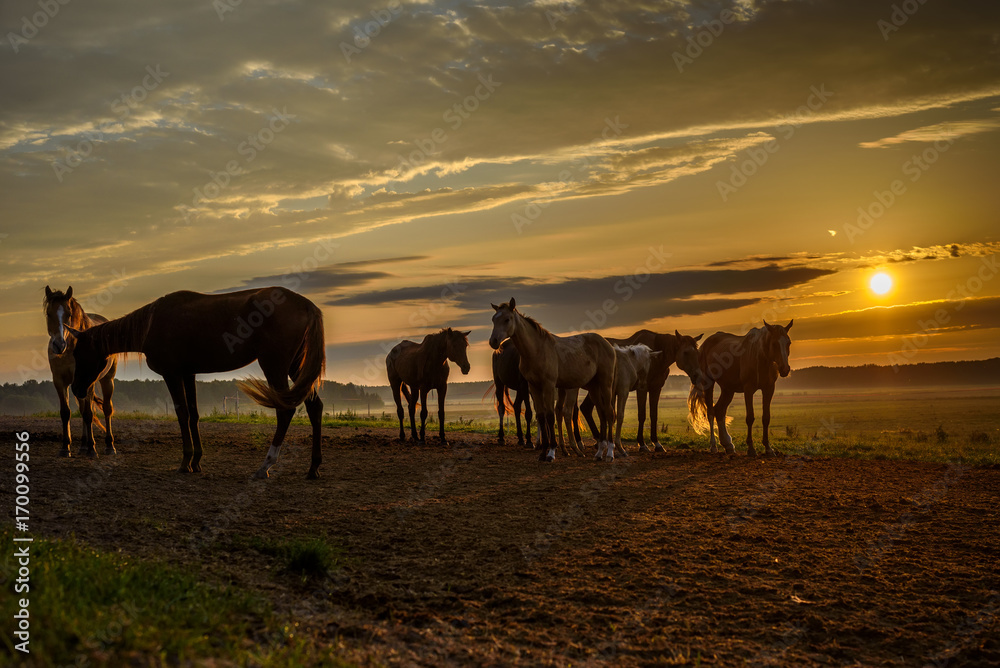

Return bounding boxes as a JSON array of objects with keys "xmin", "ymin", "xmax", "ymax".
[{"xmin": 4, "ymin": 416, "xmax": 1000, "ymax": 666}]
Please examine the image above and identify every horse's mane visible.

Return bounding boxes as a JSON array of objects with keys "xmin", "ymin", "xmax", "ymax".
[
  {"xmin": 515, "ymin": 309, "xmax": 553, "ymax": 340},
  {"xmin": 91, "ymin": 302, "xmax": 157, "ymax": 353}
]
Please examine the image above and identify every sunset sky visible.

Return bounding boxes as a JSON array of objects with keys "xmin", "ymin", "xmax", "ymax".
[{"xmin": 1, "ymin": 0, "xmax": 999, "ymax": 385}]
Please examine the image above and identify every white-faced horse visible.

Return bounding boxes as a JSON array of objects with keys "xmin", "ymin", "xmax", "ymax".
[{"xmin": 43, "ymin": 286, "xmax": 118, "ymax": 457}]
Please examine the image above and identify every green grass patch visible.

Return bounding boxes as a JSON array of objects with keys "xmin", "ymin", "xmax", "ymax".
[
  {"xmin": 0, "ymin": 526, "xmax": 350, "ymax": 667},
  {"xmin": 228, "ymin": 534, "xmax": 345, "ymax": 581}
]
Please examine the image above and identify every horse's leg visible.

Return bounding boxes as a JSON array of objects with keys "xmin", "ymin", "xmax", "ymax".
[
  {"xmin": 561, "ymin": 389, "xmax": 584, "ymax": 457},
  {"xmin": 99, "ymin": 363, "xmax": 116, "ymax": 455},
  {"xmin": 436, "ymin": 384, "xmax": 448, "ymax": 444},
  {"xmin": 532, "ymin": 384, "xmax": 555, "ymax": 462},
  {"xmin": 405, "ymin": 384, "xmax": 419, "ymax": 442},
  {"xmin": 761, "ymin": 384, "xmax": 776, "ymax": 457},
  {"xmin": 78, "ymin": 388, "xmax": 98, "ymax": 457},
  {"xmin": 163, "ymin": 374, "xmax": 194, "ymax": 472},
  {"xmin": 304, "ymin": 392, "xmax": 324, "ymax": 478},
  {"xmin": 56, "ymin": 380, "xmax": 73, "ymax": 457},
  {"xmin": 418, "ymin": 388, "xmax": 429, "ymax": 443},
  {"xmin": 390, "ymin": 379, "xmax": 406, "ymax": 441},
  {"xmin": 579, "ymin": 393, "xmax": 599, "ymax": 450},
  {"xmin": 255, "ymin": 406, "xmax": 294, "ymax": 479},
  {"xmin": 523, "ymin": 391, "xmax": 534, "ymax": 449},
  {"xmin": 555, "ymin": 389, "xmax": 569, "ymax": 457},
  {"xmin": 512, "ymin": 391, "xmax": 523, "ymax": 446},
  {"xmin": 744, "ymin": 390, "xmax": 757, "ymax": 457},
  {"xmin": 715, "ymin": 388, "xmax": 736, "ymax": 455},
  {"xmin": 649, "ymin": 380, "xmax": 666, "ymax": 453},
  {"xmin": 615, "ymin": 391, "xmax": 629, "ymax": 457},
  {"xmin": 635, "ymin": 388, "xmax": 649, "ymax": 452},
  {"xmin": 182, "ymin": 375, "xmax": 204, "ymax": 472},
  {"xmin": 595, "ymin": 385, "xmax": 615, "ymax": 462},
  {"xmin": 496, "ymin": 380, "xmax": 506, "ymax": 445}
]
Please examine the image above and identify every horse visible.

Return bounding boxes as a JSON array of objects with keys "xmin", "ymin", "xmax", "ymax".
[
  {"xmin": 386, "ymin": 328, "xmax": 471, "ymax": 444},
  {"xmin": 491, "ymin": 341, "xmax": 533, "ymax": 448},
  {"xmin": 601, "ymin": 329, "xmax": 704, "ymax": 452},
  {"xmin": 68, "ymin": 287, "xmax": 326, "ymax": 478},
  {"xmin": 577, "ymin": 330, "xmax": 702, "ymax": 453},
  {"xmin": 489, "ymin": 299, "xmax": 616, "ymax": 462},
  {"xmin": 43, "ymin": 286, "xmax": 118, "ymax": 457},
  {"xmin": 687, "ymin": 320, "xmax": 793, "ymax": 457}
]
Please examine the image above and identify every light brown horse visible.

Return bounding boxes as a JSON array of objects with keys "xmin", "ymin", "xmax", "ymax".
[
  {"xmin": 489, "ymin": 299, "xmax": 616, "ymax": 462},
  {"xmin": 69, "ymin": 287, "xmax": 326, "ymax": 478},
  {"xmin": 491, "ymin": 341, "xmax": 533, "ymax": 448},
  {"xmin": 687, "ymin": 321, "xmax": 793, "ymax": 456},
  {"xmin": 386, "ymin": 328, "xmax": 471, "ymax": 444},
  {"xmin": 43, "ymin": 286, "xmax": 118, "ymax": 457},
  {"xmin": 603, "ymin": 329, "xmax": 703, "ymax": 452}
]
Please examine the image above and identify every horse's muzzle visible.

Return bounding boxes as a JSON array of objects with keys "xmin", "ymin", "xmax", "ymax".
[
  {"xmin": 488, "ymin": 335, "xmax": 504, "ymax": 350},
  {"xmin": 779, "ymin": 366, "xmax": 790, "ymax": 378},
  {"xmin": 50, "ymin": 339, "xmax": 67, "ymax": 355},
  {"xmin": 461, "ymin": 364, "xmax": 471, "ymax": 375}
]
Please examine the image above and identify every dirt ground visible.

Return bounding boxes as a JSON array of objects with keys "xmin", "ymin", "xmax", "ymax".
[{"xmin": 4, "ymin": 416, "xmax": 1000, "ymax": 666}]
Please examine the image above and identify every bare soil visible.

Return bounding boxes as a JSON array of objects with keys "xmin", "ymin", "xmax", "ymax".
[{"xmin": 4, "ymin": 416, "xmax": 1000, "ymax": 666}]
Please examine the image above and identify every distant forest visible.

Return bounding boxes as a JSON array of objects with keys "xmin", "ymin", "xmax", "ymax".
[
  {"xmin": 3, "ymin": 358, "xmax": 997, "ymax": 416},
  {"xmin": 0, "ymin": 378, "xmax": 384, "ymax": 417},
  {"xmin": 375, "ymin": 357, "xmax": 1000, "ymax": 403}
]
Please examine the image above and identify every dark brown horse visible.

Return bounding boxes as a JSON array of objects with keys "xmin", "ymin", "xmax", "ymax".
[
  {"xmin": 43, "ymin": 286, "xmax": 118, "ymax": 457},
  {"xmin": 69, "ymin": 287, "xmax": 326, "ymax": 478},
  {"xmin": 579, "ymin": 330, "xmax": 703, "ymax": 452},
  {"xmin": 386, "ymin": 328, "xmax": 471, "ymax": 444},
  {"xmin": 489, "ymin": 299, "xmax": 616, "ymax": 462},
  {"xmin": 687, "ymin": 321, "xmax": 793, "ymax": 456},
  {"xmin": 491, "ymin": 341, "xmax": 533, "ymax": 448}
]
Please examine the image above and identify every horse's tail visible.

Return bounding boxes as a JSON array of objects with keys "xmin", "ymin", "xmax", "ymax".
[
  {"xmin": 89, "ymin": 394, "xmax": 108, "ymax": 433},
  {"xmin": 482, "ymin": 381, "xmax": 496, "ymax": 406},
  {"xmin": 687, "ymin": 384, "xmax": 710, "ymax": 435},
  {"xmin": 238, "ymin": 312, "xmax": 326, "ymax": 411}
]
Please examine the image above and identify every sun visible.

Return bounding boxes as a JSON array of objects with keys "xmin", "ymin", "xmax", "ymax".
[{"xmin": 869, "ymin": 272, "xmax": 893, "ymax": 296}]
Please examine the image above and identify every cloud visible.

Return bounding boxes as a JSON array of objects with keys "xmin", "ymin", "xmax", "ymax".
[
  {"xmin": 859, "ymin": 119, "xmax": 1000, "ymax": 148},
  {"xmin": 327, "ymin": 264, "xmax": 836, "ymax": 333}
]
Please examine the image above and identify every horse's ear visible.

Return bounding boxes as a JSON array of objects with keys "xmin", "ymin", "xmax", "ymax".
[
  {"xmin": 462, "ymin": 330, "xmax": 471, "ymax": 337},
  {"xmin": 763, "ymin": 319, "xmax": 771, "ymax": 328},
  {"xmin": 491, "ymin": 303, "xmax": 499, "ymax": 312},
  {"xmin": 674, "ymin": 329, "xmax": 681, "ymax": 338},
  {"xmin": 66, "ymin": 286, "xmax": 73, "ymax": 300},
  {"xmin": 651, "ymin": 351, "xmax": 663, "ymax": 359},
  {"xmin": 785, "ymin": 319, "xmax": 793, "ymax": 332},
  {"xmin": 45, "ymin": 285, "xmax": 53, "ymax": 299},
  {"xmin": 694, "ymin": 333, "xmax": 704, "ymax": 342},
  {"xmin": 509, "ymin": 297, "xmax": 516, "ymax": 310},
  {"xmin": 64, "ymin": 325, "xmax": 82, "ymax": 338}
]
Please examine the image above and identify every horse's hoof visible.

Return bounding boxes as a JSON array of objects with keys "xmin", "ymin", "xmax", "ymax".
[
  {"xmin": 620, "ymin": 450, "xmax": 630, "ymax": 458},
  {"xmin": 654, "ymin": 444, "xmax": 666, "ymax": 453},
  {"xmin": 84, "ymin": 450, "xmax": 99, "ymax": 459},
  {"xmin": 638, "ymin": 444, "xmax": 651, "ymax": 453},
  {"xmin": 59, "ymin": 449, "xmax": 72, "ymax": 458},
  {"xmin": 192, "ymin": 463, "xmax": 202, "ymax": 473},
  {"xmin": 306, "ymin": 469, "xmax": 319, "ymax": 480},
  {"xmin": 177, "ymin": 465, "xmax": 193, "ymax": 473},
  {"xmin": 253, "ymin": 468, "xmax": 269, "ymax": 479},
  {"xmin": 104, "ymin": 447, "xmax": 117, "ymax": 455}
]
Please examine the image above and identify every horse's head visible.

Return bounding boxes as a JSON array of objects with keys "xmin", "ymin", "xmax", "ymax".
[
  {"xmin": 673, "ymin": 330, "xmax": 704, "ymax": 383},
  {"xmin": 68, "ymin": 325, "xmax": 110, "ymax": 399},
  {"xmin": 43, "ymin": 285, "xmax": 76, "ymax": 355},
  {"xmin": 763, "ymin": 320, "xmax": 793, "ymax": 377},
  {"xmin": 446, "ymin": 328, "xmax": 472, "ymax": 375},
  {"xmin": 489, "ymin": 298, "xmax": 517, "ymax": 350}
]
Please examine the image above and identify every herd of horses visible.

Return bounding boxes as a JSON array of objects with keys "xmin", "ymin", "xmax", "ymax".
[{"xmin": 43, "ymin": 286, "xmax": 793, "ymax": 479}]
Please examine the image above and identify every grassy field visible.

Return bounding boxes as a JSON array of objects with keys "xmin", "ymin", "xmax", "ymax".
[{"xmin": 40, "ymin": 386, "xmax": 1000, "ymax": 465}]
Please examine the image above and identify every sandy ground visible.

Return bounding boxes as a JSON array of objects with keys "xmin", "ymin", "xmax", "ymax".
[{"xmin": 3, "ymin": 415, "xmax": 999, "ymax": 666}]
